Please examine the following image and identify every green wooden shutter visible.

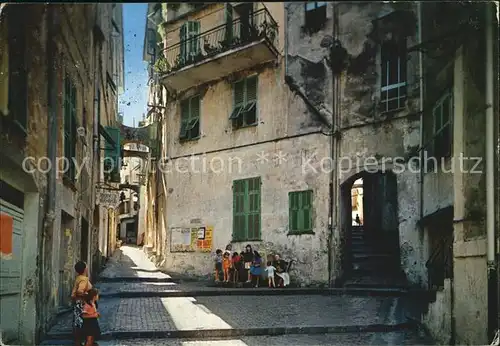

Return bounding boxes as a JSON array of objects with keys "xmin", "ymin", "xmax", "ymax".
[
  {"xmin": 242, "ymin": 76, "xmax": 257, "ymax": 124},
  {"xmin": 233, "ymin": 180, "xmax": 246, "ymax": 241},
  {"xmin": 230, "ymin": 80, "xmax": 245, "ymax": 119},
  {"xmin": 179, "ymin": 23, "xmax": 187, "ymax": 63},
  {"xmin": 180, "ymin": 99, "xmax": 190, "ymax": 139},
  {"xmin": 289, "ymin": 192, "xmax": 299, "ymax": 231},
  {"xmin": 247, "ymin": 177, "xmax": 261, "ymax": 240},
  {"xmin": 104, "ymin": 126, "xmax": 121, "ymax": 182},
  {"xmin": 245, "ymin": 76, "xmax": 258, "ymax": 104},
  {"xmin": 70, "ymin": 83, "xmax": 77, "ymax": 179},
  {"xmin": 302, "ymin": 190, "xmax": 313, "ymax": 231},
  {"xmin": 63, "ymin": 76, "xmax": 71, "ymax": 178},
  {"xmin": 188, "ymin": 21, "xmax": 200, "ymax": 59}
]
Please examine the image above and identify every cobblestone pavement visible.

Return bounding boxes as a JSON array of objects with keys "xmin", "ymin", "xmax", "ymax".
[
  {"xmin": 44, "ymin": 245, "xmax": 435, "ymax": 345},
  {"xmin": 43, "ymin": 331, "xmax": 434, "ymax": 346}
]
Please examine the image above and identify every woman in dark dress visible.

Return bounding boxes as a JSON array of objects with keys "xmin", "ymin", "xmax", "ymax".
[{"xmin": 242, "ymin": 244, "xmax": 254, "ymax": 283}]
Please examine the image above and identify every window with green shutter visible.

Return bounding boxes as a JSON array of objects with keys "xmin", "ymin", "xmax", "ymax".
[
  {"xmin": 289, "ymin": 190, "xmax": 314, "ymax": 234},
  {"xmin": 229, "ymin": 75, "xmax": 258, "ymax": 128},
  {"xmin": 179, "ymin": 21, "xmax": 200, "ymax": 65},
  {"xmin": 63, "ymin": 75, "xmax": 77, "ymax": 181},
  {"xmin": 233, "ymin": 177, "xmax": 261, "ymax": 241},
  {"xmin": 179, "ymin": 95, "xmax": 200, "ymax": 141}
]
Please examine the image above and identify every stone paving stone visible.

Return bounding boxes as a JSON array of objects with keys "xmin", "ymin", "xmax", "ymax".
[
  {"xmin": 48, "ymin": 298, "xmax": 122, "ymax": 334},
  {"xmin": 99, "ymin": 246, "xmax": 170, "ymax": 279},
  {"xmin": 193, "ymin": 295, "xmax": 402, "ymax": 328},
  {"xmin": 48, "ymin": 295, "xmax": 403, "ymax": 335},
  {"xmin": 112, "ymin": 297, "xmax": 175, "ymax": 331}
]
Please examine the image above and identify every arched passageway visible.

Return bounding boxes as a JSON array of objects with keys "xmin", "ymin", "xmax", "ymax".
[{"xmin": 340, "ymin": 170, "xmax": 403, "ymax": 286}]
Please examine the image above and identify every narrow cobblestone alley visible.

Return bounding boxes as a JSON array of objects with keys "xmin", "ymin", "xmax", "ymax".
[{"xmin": 40, "ymin": 246, "xmax": 435, "ymax": 345}]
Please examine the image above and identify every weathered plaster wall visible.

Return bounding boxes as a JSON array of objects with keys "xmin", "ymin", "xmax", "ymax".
[
  {"xmin": 165, "ymin": 63, "xmax": 310, "ymax": 156},
  {"xmin": 156, "ymin": 1, "xmax": 335, "ymax": 283},
  {"xmin": 421, "ymin": 3, "xmax": 495, "ymax": 342},
  {"xmin": 164, "ymin": 134, "xmax": 330, "ymax": 284},
  {"xmin": 423, "ymin": 279, "xmax": 453, "ymax": 345},
  {"xmin": 162, "ymin": 3, "xmax": 284, "ymax": 53},
  {"xmin": 286, "ymin": 2, "xmax": 424, "ymax": 284},
  {"xmin": 0, "ymin": 4, "xmax": 122, "ymax": 342}
]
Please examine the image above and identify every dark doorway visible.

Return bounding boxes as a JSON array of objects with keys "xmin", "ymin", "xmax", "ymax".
[
  {"xmin": 340, "ymin": 171, "xmax": 403, "ymax": 287},
  {"xmin": 59, "ymin": 211, "xmax": 74, "ymax": 307},
  {"xmin": 81, "ymin": 217, "xmax": 89, "ymax": 263},
  {"xmin": 234, "ymin": 3, "xmax": 254, "ymax": 42},
  {"xmin": 126, "ymin": 222, "xmax": 136, "ymax": 244}
]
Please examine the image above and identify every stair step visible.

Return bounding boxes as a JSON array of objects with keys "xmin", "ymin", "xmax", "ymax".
[{"xmin": 352, "ymin": 253, "xmax": 393, "ymax": 260}]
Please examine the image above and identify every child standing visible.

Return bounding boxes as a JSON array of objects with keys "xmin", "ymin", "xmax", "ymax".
[
  {"xmin": 249, "ymin": 251, "xmax": 263, "ymax": 287},
  {"xmin": 222, "ymin": 252, "xmax": 231, "ymax": 282},
  {"xmin": 71, "ymin": 261, "xmax": 92, "ymax": 346},
  {"xmin": 265, "ymin": 261, "xmax": 276, "ymax": 288},
  {"xmin": 214, "ymin": 249, "xmax": 223, "ymax": 282},
  {"xmin": 231, "ymin": 252, "xmax": 241, "ymax": 283},
  {"xmin": 82, "ymin": 288, "xmax": 101, "ymax": 346}
]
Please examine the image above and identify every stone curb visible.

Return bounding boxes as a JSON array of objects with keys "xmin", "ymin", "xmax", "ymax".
[
  {"xmin": 44, "ymin": 322, "xmax": 417, "ymax": 341},
  {"xmin": 98, "ymin": 277, "xmax": 182, "ymax": 283},
  {"xmin": 98, "ymin": 287, "xmax": 433, "ymax": 298}
]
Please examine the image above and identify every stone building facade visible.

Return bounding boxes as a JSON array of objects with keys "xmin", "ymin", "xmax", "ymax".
[
  {"xmin": 144, "ymin": 2, "xmax": 337, "ymax": 285},
  {"xmin": 417, "ymin": 2, "xmax": 499, "ymax": 344},
  {"xmin": 143, "ymin": 3, "xmax": 498, "ymax": 344},
  {"xmin": 0, "ymin": 4, "xmax": 124, "ymax": 344}
]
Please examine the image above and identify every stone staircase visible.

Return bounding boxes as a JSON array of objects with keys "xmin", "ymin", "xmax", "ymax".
[{"xmin": 344, "ymin": 226, "xmax": 407, "ymax": 289}]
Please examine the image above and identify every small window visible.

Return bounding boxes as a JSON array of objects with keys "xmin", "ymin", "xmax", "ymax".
[
  {"xmin": 179, "ymin": 95, "xmax": 200, "ymax": 141},
  {"xmin": 380, "ymin": 38, "xmax": 407, "ymax": 113},
  {"xmin": 431, "ymin": 91, "xmax": 453, "ymax": 158},
  {"xmin": 289, "ymin": 190, "xmax": 313, "ymax": 234},
  {"xmin": 233, "ymin": 177, "xmax": 261, "ymax": 241},
  {"xmin": 4, "ymin": 10, "xmax": 28, "ymax": 130},
  {"xmin": 304, "ymin": 2, "xmax": 327, "ymax": 32},
  {"xmin": 229, "ymin": 75, "xmax": 258, "ymax": 129}
]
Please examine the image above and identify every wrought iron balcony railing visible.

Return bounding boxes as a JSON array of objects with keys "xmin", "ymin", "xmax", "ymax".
[{"xmin": 158, "ymin": 8, "xmax": 278, "ymax": 75}]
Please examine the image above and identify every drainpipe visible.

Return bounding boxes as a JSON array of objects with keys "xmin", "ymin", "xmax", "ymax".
[
  {"xmin": 417, "ymin": 3, "xmax": 424, "ymax": 229},
  {"xmin": 329, "ymin": 2, "xmax": 340, "ymax": 287},
  {"xmin": 45, "ymin": 6, "xmax": 57, "ymax": 235},
  {"xmin": 284, "ymin": 4, "xmax": 288, "ymax": 75},
  {"xmin": 40, "ymin": 4, "xmax": 58, "ymax": 336},
  {"xmin": 90, "ymin": 4, "xmax": 101, "ymax": 278},
  {"xmin": 485, "ymin": 2, "xmax": 497, "ymax": 342}
]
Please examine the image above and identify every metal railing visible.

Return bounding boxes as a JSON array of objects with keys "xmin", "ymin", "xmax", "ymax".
[{"xmin": 158, "ymin": 8, "xmax": 278, "ymax": 75}]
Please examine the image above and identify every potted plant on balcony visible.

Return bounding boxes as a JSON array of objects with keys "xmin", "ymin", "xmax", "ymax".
[{"xmin": 154, "ymin": 56, "xmax": 171, "ymax": 74}]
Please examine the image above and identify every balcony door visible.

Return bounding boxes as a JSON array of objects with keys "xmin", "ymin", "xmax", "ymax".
[
  {"xmin": 234, "ymin": 3, "xmax": 254, "ymax": 43},
  {"xmin": 179, "ymin": 21, "xmax": 200, "ymax": 65},
  {"xmin": 225, "ymin": 4, "xmax": 234, "ymax": 43}
]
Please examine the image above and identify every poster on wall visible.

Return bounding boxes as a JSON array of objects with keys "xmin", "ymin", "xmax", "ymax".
[
  {"xmin": 196, "ymin": 227, "xmax": 213, "ymax": 252},
  {"xmin": 197, "ymin": 227, "xmax": 205, "ymax": 240},
  {"xmin": 170, "ymin": 228, "xmax": 196, "ymax": 252}
]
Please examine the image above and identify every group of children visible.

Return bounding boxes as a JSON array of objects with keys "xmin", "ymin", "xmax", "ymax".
[{"xmin": 214, "ymin": 244, "xmax": 279, "ymax": 288}]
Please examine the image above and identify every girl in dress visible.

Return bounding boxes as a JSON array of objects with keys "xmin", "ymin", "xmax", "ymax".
[
  {"xmin": 222, "ymin": 251, "xmax": 231, "ymax": 282},
  {"xmin": 249, "ymin": 251, "xmax": 263, "ymax": 287},
  {"xmin": 82, "ymin": 288, "xmax": 101, "ymax": 346}
]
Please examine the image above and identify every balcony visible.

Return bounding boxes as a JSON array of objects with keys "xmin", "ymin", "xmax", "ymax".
[{"xmin": 158, "ymin": 8, "xmax": 279, "ymax": 92}]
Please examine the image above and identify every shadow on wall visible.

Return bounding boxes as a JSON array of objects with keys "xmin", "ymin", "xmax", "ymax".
[{"xmin": 91, "ymin": 250, "xmax": 107, "ymax": 282}]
